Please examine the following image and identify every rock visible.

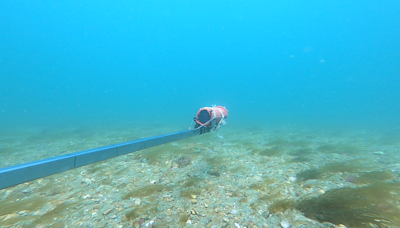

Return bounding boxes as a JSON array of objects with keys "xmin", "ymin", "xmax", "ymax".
[
  {"xmin": 208, "ymin": 168, "xmax": 220, "ymax": 177},
  {"xmin": 281, "ymin": 218, "xmax": 291, "ymax": 228},
  {"xmin": 103, "ymin": 208, "xmax": 113, "ymax": 215},
  {"xmin": 173, "ymin": 155, "xmax": 192, "ymax": 167}
]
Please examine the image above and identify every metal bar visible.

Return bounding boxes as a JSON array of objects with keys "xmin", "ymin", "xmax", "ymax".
[{"xmin": 0, "ymin": 129, "xmax": 201, "ymax": 189}]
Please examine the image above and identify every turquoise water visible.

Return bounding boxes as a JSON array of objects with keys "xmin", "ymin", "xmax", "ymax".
[{"xmin": 1, "ymin": 1, "xmax": 400, "ymax": 227}]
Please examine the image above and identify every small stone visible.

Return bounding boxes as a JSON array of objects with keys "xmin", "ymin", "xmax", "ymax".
[
  {"xmin": 191, "ymin": 199, "xmax": 197, "ymax": 203},
  {"xmin": 374, "ymin": 151, "xmax": 384, "ymax": 155},
  {"xmin": 190, "ymin": 209, "xmax": 197, "ymax": 215},
  {"xmin": 1, "ymin": 213, "xmax": 19, "ymax": 221},
  {"xmin": 173, "ymin": 155, "xmax": 192, "ymax": 167},
  {"xmin": 261, "ymin": 211, "xmax": 270, "ymax": 219},
  {"xmin": 208, "ymin": 168, "xmax": 220, "ymax": 177},
  {"xmin": 103, "ymin": 208, "xmax": 113, "ymax": 215},
  {"xmin": 18, "ymin": 211, "xmax": 27, "ymax": 215},
  {"xmin": 280, "ymin": 218, "xmax": 291, "ymax": 228},
  {"xmin": 288, "ymin": 177, "xmax": 297, "ymax": 182},
  {"xmin": 214, "ymin": 208, "xmax": 220, "ymax": 213},
  {"xmin": 132, "ymin": 221, "xmax": 140, "ymax": 228},
  {"xmin": 191, "ymin": 194, "xmax": 197, "ymax": 199}
]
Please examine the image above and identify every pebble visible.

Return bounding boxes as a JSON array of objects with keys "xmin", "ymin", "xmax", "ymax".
[
  {"xmin": 190, "ymin": 209, "xmax": 197, "ymax": 215},
  {"xmin": 103, "ymin": 209, "xmax": 113, "ymax": 215},
  {"xmin": 281, "ymin": 218, "xmax": 291, "ymax": 228},
  {"xmin": 1, "ymin": 213, "xmax": 19, "ymax": 221}
]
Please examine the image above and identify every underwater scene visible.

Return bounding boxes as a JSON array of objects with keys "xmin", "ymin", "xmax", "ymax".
[{"xmin": 1, "ymin": 1, "xmax": 400, "ymax": 228}]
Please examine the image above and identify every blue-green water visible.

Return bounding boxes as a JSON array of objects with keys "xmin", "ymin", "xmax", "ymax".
[
  {"xmin": 1, "ymin": 1, "xmax": 399, "ymax": 131},
  {"xmin": 1, "ymin": 1, "xmax": 400, "ymax": 227}
]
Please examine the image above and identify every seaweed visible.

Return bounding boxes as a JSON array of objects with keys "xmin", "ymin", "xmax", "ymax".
[
  {"xmin": 31, "ymin": 202, "xmax": 78, "ymax": 226},
  {"xmin": 125, "ymin": 204, "xmax": 158, "ymax": 220},
  {"xmin": 269, "ymin": 199, "xmax": 295, "ymax": 213},
  {"xmin": 295, "ymin": 183, "xmax": 400, "ymax": 228},
  {"xmin": 296, "ymin": 168, "xmax": 323, "ymax": 181},
  {"xmin": 0, "ymin": 196, "xmax": 47, "ymax": 217},
  {"xmin": 122, "ymin": 184, "xmax": 168, "ymax": 199},
  {"xmin": 255, "ymin": 146, "xmax": 283, "ymax": 157},
  {"xmin": 355, "ymin": 170, "xmax": 394, "ymax": 185}
]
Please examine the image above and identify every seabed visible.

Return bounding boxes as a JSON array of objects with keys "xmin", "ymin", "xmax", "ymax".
[{"xmin": 1, "ymin": 125, "xmax": 400, "ymax": 228}]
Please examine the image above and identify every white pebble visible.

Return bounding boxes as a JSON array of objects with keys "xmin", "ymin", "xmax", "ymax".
[
  {"xmin": 234, "ymin": 223, "xmax": 240, "ymax": 228},
  {"xmin": 281, "ymin": 218, "xmax": 291, "ymax": 228},
  {"xmin": 374, "ymin": 151, "xmax": 384, "ymax": 155},
  {"xmin": 289, "ymin": 177, "xmax": 297, "ymax": 182}
]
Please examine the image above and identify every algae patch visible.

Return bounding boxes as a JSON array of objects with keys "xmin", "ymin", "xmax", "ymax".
[
  {"xmin": 122, "ymin": 184, "xmax": 168, "ymax": 199},
  {"xmin": 295, "ymin": 183, "xmax": 400, "ymax": 228}
]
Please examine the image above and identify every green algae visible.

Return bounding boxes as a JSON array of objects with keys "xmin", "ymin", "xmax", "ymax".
[
  {"xmin": 288, "ymin": 155, "xmax": 310, "ymax": 163},
  {"xmin": 138, "ymin": 144, "xmax": 189, "ymax": 164},
  {"xmin": 206, "ymin": 156, "xmax": 232, "ymax": 167},
  {"xmin": 287, "ymin": 148, "xmax": 313, "ymax": 163},
  {"xmin": 295, "ymin": 182, "xmax": 400, "ymax": 228},
  {"xmin": 114, "ymin": 167, "xmax": 128, "ymax": 176},
  {"xmin": 0, "ymin": 196, "xmax": 47, "ymax": 217},
  {"xmin": 0, "ymin": 215, "xmax": 34, "ymax": 227},
  {"xmin": 87, "ymin": 166, "xmax": 104, "ymax": 174},
  {"xmin": 266, "ymin": 138, "xmax": 287, "ymax": 146},
  {"xmin": 249, "ymin": 178, "xmax": 275, "ymax": 192},
  {"xmin": 101, "ymin": 178, "xmax": 112, "ymax": 185},
  {"xmin": 122, "ymin": 184, "xmax": 168, "ymax": 199},
  {"xmin": 355, "ymin": 170, "xmax": 394, "ymax": 185},
  {"xmin": 290, "ymin": 148, "xmax": 313, "ymax": 156},
  {"xmin": 180, "ymin": 177, "xmax": 203, "ymax": 188},
  {"xmin": 180, "ymin": 189, "xmax": 201, "ymax": 199},
  {"xmin": 296, "ymin": 168, "xmax": 323, "ymax": 181},
  {"xmin": 228, "ymin": 165, "xmax": 249, "ymax": 174},
  {"xmin": 317, "ymin": 143, "xmax": 361, "ymax": 155},
  {"xmin": 0, "ymin": 147, "xmax": 13, "ymax": 155},
  {"xmin": 320, "ymin": 162, "xmax": 360, "ymax": 173},
  {"xmin": 125, "ymin": 204, "xmax": 158, "ymax": 220},
  {"xmin": 179, "ymin": 213, "xmax": 189, "ymax": 224},
  {"xmin": 269, "ymin": 199, "xmax": 295, "ymax": 213},
  {"xmin": 289, "ymin": 140, "xmax": 312, "ymax": 147},
  {"xmin": 257, "ymin": 146, "xmax": 283, "ymax": 156},
  {"xmin": 251, "ymin": 193, "xmax": 286, "ymax": 212},
  {"xmin": 31, "ymin": 202, "xmax": 78, "ymax": 226}
]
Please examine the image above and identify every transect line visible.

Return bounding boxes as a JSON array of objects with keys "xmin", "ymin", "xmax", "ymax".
[{"xmin": 0, "ymin": 129, "xmax": 201, "ymax": 189}]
